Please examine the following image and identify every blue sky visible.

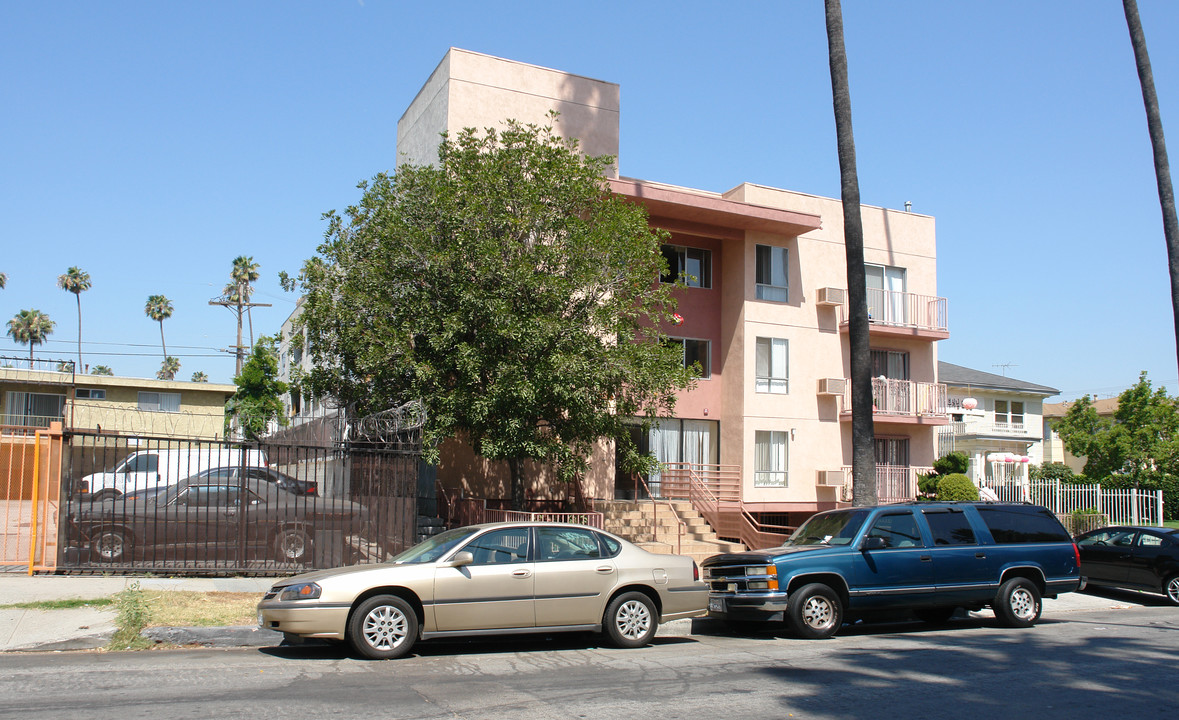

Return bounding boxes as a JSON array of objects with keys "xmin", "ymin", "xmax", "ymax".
[{"xmin": 2, "ymin": 1, "xmax": 1177, "ymax": 401}]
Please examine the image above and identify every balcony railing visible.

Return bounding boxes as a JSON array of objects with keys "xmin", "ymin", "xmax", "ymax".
[
  {"xmin": 839, "ymin": 289, "xmax": 948, "ymax": 334},
  {"xmin": 840, "ymin": 465, "xmax": 932, "ymax": 504},
  {"xmin": 842, "ymin": 378, "xmax": 949, "ymax": 420},
  {"xmin": 940, "ymin": 419, "xmax": 1031, "ymax": 438}
]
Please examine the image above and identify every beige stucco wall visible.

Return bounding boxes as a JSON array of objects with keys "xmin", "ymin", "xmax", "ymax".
[{"xmin": 397, "ymin": 48, "xmax": 620, "ymax": 175}]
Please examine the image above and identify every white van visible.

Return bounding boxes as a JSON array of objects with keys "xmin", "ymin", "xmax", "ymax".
[{"xmin": 79, "ymin": 447, "xmax": 268, "ymax": 500}]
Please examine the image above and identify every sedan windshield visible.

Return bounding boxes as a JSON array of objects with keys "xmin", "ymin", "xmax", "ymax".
[
  {"xmin": 787, "ymin": 509, "xmax": 868, "ymax": 546},
  {"xmin": 388, "ymin": 526, "xmax": 481, "ymax": 564}
]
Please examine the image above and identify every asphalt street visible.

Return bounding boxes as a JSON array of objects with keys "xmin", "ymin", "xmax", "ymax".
[{"xmin": 1, "ymin": 601, "xmax": 1175, "ymax": 720}]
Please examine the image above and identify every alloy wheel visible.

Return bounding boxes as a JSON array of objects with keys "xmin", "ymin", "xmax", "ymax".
[
  {"xmin": 614, "ymin": 599, "xmax": 652, "ymax": 640},
  {"xmin": 362, "ymin": 604, "xmax": 409, "ymax": 651}
]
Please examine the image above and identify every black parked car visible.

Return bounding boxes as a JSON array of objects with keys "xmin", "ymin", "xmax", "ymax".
[
  {"xmin": 1075, "ymin": 526, "xmax": 1179, "ymax": 605},
  {"xmin": 75, "ymin": 477, "xmax": 367, "ymax": 565},
  {"xmin": 123, "ymin": 465, "xmax": 317, "ymax": 501}
]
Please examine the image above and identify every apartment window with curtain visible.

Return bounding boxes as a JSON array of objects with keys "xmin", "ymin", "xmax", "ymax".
[
  {"xmin": 754, "ymin": 430, "xmax": 788, "ymax": 487},
  {"xmin": 660, "ymin": 244, "xmax": 712, "ymax": 288},
  {"xmin": 755, "ymin": 245, "xmax": 788, "ymax": 302},
  {"xmin": 865, "ymin": 263, "xmax": 907, "ymax": 324},
  {"xmin": 4, "ymin": 391, "xmax": 65, "ymax": 427},
  {"xmin": 138, "ymin": 391, "xmax": 181, "ymax": 413},
  {"xmin": 870, "ymin": 349, "xmax": 910, "ymax": 380},
  {"xmin": 755, "ymin": 337, "xmax": 788, "ymax": 393}
]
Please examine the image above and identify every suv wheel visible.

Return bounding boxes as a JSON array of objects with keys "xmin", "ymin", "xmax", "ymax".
[
  {"xmin": 993, "ymin": 577, "xmax": 1041, "ymax": 628},
  {"xmin": 788, "ymin": 583, "xmax": 842, "ymax": 639}
]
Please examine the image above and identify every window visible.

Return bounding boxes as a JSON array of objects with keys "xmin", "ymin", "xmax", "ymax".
[
  {"xmin": 138, "ymin": 391, "xmax": 181, "ymax": 413},
  {"xmin": 922, "ymin": 510, "xmax": 977, "ymax": 546},
  {"xmin": 977, "ymin": 506, "xmax": 1071, "ymax": 544},
  {"xmin": 461, "ymin": 528, "xmax": 530, "ymax": 565},
  {"xmin": 661, "ymin": 245, "xmax": 712, "ymax": 288},
  {"xmin": 76, "ymin": 388, "xmax": 106, "ymax": 400},
  {"xmin": 4, "ymin": 391, "xmax": 65, "ymax": 427},
  {"xmin": 754, "ymin": 430, "xmax": 788, "ymax": 487},
  {"xmin": 995, "ymin": 400, "xmax": 1025, "ymax": 427},
  {"xmin": 870, "ymin": 350, "xmax": 909, "ymax": 380},
  {"xmin": 755, "ymin": 245, "xmax": 788, "ymax": 302},
  {"xmin": 755, "ymin": 337, "xmax": 788, "ymax": 394},
  {"xmin": 667, "ymin": 338, "xmax": 711, "ymax": 378},
  {"xmin": 865, "ymin": 264, "xmax": 907, "ymax": 324},
  {"xmin": 536, "ymin": 526, "xmax": 602, "ymax": 561},
  {"xmin": 866, "ymin": 512, "xmax": 924, "ymax": 548},
  {"xmin": 120, "ymin": 454, "xmax": 159, "ymax": 474}
]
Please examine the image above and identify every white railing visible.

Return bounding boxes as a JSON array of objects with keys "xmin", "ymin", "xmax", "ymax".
[
  {"xmin": 482, "ymin": 508, "xmax": 605, "ymax": 529},
  {"xmin": 843, "ymin": 379, "xmax": 949, "ymax": 419},
  {"xmin": 978, "ymin": 479, "xmax": 1164, "ymax": 526},
  {"xmin": 839, "ymin": 289, "xmax": 948, "ymax": 332}
]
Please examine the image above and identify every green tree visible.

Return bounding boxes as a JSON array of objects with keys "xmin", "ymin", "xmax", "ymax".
[
  {"xmin": 144, "ymin": 294, "xmax": 173, "ymax": 362},
  {"xmin": 90, "ymin": 365, "xmax": 114, "ymax": 376},
  {"xmin": 191, "ymin": 371, "xmax": 209, "ymax": 383},
  {"xmin": 1123, "ymin": 0, "xmax": 1179, "ymax": 378},
  {"xmin": 7, "ymin": 309, "xmax": 55, "ymax": 368},
  {"xmin": 1052, "ymin": 372, "xmax": 1179, "ymax": 486},
  {"xmin": 156, "ymin": 356, "xmax": 181, "ymax": 381},
  {"xmin": 297, "ymin": 119, "xmax": 693, "ymax": 508},
  {"xmin": 225, "ymin": 337, "xmax": 288, "ymax": 441},
  {"xmin": 231, "ymin": 256, "xmax": 260, "ymax": 347},
  {"xmin": 825, "ymin": 0, "xmax": 875, "ymax": 505},
  {"xmin": 57, "ymin": 266, "xmax": 92, "ymax": 373}
]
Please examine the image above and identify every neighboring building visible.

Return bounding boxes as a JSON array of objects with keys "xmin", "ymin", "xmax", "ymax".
[
  {"xmin": 1042, "ymin": 397, "xmax": 1119, "ymax": 474},
  {"xmin": 388, "ymin": 48, "xmax": 952, "ymax": 523},
  {"xmin": 936, "ymin": 362, "xmax": 1059, "ymax": 487},
  {"xmin": 0, "ymin": 365, "xmax": 236, "ymax": 440},
  {"xmin": 276, "ymin": 297, "xmax": 335, "ymax": 424}
]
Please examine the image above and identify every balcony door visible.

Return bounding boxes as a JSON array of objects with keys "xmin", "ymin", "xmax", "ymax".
[
  {"xmin": 875, "ymin": 437, "xmax": 911, "ymax": 501},
  {"xmin": 870, "ymin": 350, "xmax": 910, "ymax": 414},
  {"xmin": 866, "ymin": 264, "xmax": 907, "ymax": 325}
]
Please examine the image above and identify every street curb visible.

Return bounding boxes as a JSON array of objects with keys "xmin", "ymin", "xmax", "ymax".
[{"xmin": 142, "ymin": 625, "xmax": 284, "ymax": 648}]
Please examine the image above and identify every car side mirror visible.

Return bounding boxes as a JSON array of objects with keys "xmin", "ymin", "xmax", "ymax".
[
  {"xmin": 447, "ymin": 551, "xmax": 475, "ymax": 568},
  {"xmin": 862, "ymin": 537, "xmax": 887, "ymax": 551}
]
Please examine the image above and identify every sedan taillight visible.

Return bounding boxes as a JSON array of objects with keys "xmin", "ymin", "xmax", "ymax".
[{"xmin": 693, "ymin": 561, "xmax": 700, "ymax": 582}]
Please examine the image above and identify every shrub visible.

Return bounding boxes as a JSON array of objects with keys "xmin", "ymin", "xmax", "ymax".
[
  {"xmin": 935, "ymin": 473, "xmax": 980, "ymax": 502},
  {"xmin": 933, "ymin": 452, "xmax": 969, "ymax": 476},
  {"xmin": 1031, "ymin": 462, "xmax": 1081, "ymax": 483}
]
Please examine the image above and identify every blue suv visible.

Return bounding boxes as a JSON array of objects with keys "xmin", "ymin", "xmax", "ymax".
[{"xmin": 702, "ymin": 502, "xmax": 1082, "ymax": 639}]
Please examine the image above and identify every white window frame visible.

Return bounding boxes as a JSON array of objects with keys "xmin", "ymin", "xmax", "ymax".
[
  {"xmin": 76, "ymin": 388, "xmax": 107, "ymax": 400},
  {"xmin": 138, "ymin": 391, "xmax": 181, "ymax": 413},
  {"xmin": 754, "ymin": 430, "xmax": 789, "ymax": 487},
  {"xmin": 755, "ymin": 337, "xmax": 788, "ymax": 394},
  {"xmin": 755, "ymin": 245, "xmax": 788, "ymax": 302},
  {"xmin": 661, "ymin": 244, "xmax": 712, "ymax": 288}
]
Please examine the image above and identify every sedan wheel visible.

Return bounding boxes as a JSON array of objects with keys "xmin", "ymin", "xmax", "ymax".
[
  {"xmin": 1165, "ymin": 575, "xmax": 1179, "ymax": 606},
  {"xmin": 604, "ymin": 591, "xmax": 657, "ymax": 648},
  {"xmin": 348, "ymin": 595, "xmax": 418, "ymax": 660}
]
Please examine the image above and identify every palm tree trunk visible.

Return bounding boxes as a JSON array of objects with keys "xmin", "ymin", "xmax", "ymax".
[
  {"xmin": 76, "ymin": 293, "xmax": 83, "ymax": 372},
  {"xmin": 28, "ymin": 343, "xmax": 34, "ymax": 369},
  {"xmin": 1124, "ymin": 0, "xmax": 1179, "ymax": 377},
  {"xmin": 158, "ymin": 320, "xmax": 168, "ymax": 361},
  {"xmin": 825, "ymin": 0, "xmax": 876, "ymax": 505}
]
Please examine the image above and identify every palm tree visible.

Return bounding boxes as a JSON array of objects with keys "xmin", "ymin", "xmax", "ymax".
[
  {"xmin": 825, "ymin": 0, "xmax": 876, "ymax": 505},
  {"xmin": 0, "ymin": 272, "xmax": 7, "ymax": 289},
  {"xmin": 91, "ymin": 365, "xmax": 114, "ymax": 376},
  {"xmin": 157, "ymin": 356, "xmax": 181, "ymax": 381},
  {"xmin": 191, "ymin": 371, "xmax": 208, "ymax": 382},
  {"xmin": 144, "ymin": 294, "xmax": 173, "ymax": 362},
  {"xmin": 57, "ymin": 266, "xmax": 92, "ymax": 373},
  {"xmin": 7, "ymin": 309, "xmax": 55, "ymax": 368},
  {"xmin": 1124, "ymin": 0, "xmax": 1179, "ymax": 377},
  {"xmin": 231, "ymin": 255, "xmax": 260, "ymax": 346}
]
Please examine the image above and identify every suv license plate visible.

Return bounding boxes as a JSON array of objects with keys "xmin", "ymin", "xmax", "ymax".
[{"xmin": 708, "ymin": 597, "xmax": 724, "ymax": 613}]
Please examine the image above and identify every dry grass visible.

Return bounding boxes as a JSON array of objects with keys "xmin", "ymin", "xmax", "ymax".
[{"xmin": 142, "ymin": 591, "xmax": 260, "ymax": 627}]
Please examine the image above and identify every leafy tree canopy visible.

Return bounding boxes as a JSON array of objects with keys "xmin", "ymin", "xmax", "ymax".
[
  {"xmin": 1052, "ymin": 371, "xmax": 1179, "ymax": 484},
  {"xmin": 295, "ymin": 118, "xmax": 693, "ymax": 503},
  {"xmin": 225, "ymin": 336, "xmax": 289, "ymax": 441}
]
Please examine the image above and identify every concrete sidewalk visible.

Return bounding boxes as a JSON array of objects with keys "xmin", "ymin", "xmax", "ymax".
[{"xmin": 0, "ymin": 573, "xmax": 1149, "ymax": 653}]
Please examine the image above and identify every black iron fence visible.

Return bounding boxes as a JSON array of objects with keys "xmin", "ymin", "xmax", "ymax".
[{"xmin": 58, "ymin": 430, "xmax": 419, "ymax": 575}]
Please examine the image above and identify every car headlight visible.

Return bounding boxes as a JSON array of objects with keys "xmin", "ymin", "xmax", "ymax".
[
  {"xmin": 746, "ymin": 566, "xmax": 776, "ymax": 577},
  {"xmin": 280, "ymin": 582, "xmax": 322, "ymax": 601}
]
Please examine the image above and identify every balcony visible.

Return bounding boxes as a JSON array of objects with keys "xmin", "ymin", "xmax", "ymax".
[
  {"xmin": 839, "ymin": 465, "xmax": 933, "ymax": 504},
  {"xmin": 840, "ymin": 378, "xmax": 950, "ymax": 425},
  {"xmin": 839, "ymin": 289, "xmax": 949, "ymax": 340}
]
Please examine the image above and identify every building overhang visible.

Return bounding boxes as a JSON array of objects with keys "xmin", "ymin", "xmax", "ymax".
[{"xmin": 609, "ymin": 178, "xmax": 823, "ymax": 239}]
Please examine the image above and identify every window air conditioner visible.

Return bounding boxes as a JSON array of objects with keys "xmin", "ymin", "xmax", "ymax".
[
  {"xmin": 817, "ymin": 378, "xmax": 846, "ymax": 396},
  {"xmin": 816, "ymin": 287, "xmax": 847, "ymax": 306},
  {"xmin": 816, "ymin": 470, "xmax": 845, "ymax": 487}
]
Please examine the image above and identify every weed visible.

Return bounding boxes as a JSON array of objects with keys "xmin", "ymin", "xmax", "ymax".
[{"xmin": 107, "ymin": 582, "xmax": 153, "ymax": 651}]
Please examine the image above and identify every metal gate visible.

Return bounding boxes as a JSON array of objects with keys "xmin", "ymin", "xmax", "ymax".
[
  {"xmin": 1, "ymin": 422, "xmax": 64, "ymax": 573},
  {"xmin": 57, "ymin": 424, "xmax": 420, "ymax": 576}
]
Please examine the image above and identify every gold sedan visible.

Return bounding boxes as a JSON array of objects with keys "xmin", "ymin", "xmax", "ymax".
[{"xmin": 257, "ymin": 522, "xmax": 708, "ymax": 659}]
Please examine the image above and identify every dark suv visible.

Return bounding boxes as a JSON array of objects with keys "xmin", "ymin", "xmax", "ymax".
[{"xmin": 702, "ymin": 502, "xmax": 1082, "ymax": 639}]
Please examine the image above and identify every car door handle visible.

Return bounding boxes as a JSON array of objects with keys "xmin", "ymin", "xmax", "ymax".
[
  {"xmin": 511, "ymin": 569, "xmax": 532, "ymax": 578},
  {"xmin": 920, "ymin": 556, "xmax": 932, "ymax": 562},
  {"xmin": 596, "ymin": 565, "xmax": 615, "ymax": 574},
  {"xmin": 975, "ymin": 552, "xmax": 987, "ymax": 559}
]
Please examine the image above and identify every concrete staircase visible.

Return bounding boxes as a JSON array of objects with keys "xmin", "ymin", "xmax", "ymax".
[{"xmin": 598, "ymin": 499, "xmax": 745, "ymax": 564}]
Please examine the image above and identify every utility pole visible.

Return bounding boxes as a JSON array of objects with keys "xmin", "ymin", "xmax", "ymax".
[{"xmin": 209, "ymin": 296, "xmax": 271, "ymax": 376}]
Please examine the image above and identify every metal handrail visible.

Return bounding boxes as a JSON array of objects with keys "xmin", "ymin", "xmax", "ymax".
[
  {"xmin": 633, "ymin": 474, "xmax": 685, "ymax": 555},
  {"xmin": 482, "ymin": 506, "xmax": 605, "ymax": 529}
]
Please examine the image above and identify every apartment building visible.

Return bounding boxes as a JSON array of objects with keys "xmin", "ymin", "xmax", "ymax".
[{"xmin": 391, "ymin": 48, "xmax": 951, "ymax": 522}]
